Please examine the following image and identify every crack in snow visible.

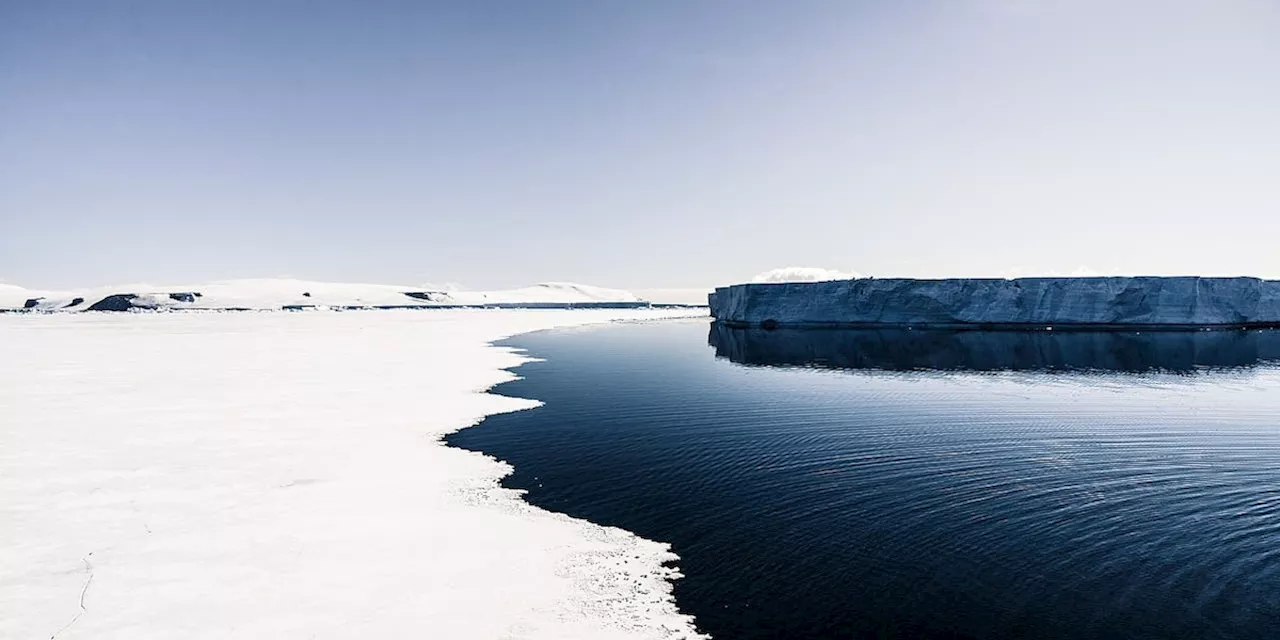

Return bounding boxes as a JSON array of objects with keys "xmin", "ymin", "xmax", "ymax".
[{"xmin": 50, "ymin": 554, "xmax": 93, "ymax": 640}]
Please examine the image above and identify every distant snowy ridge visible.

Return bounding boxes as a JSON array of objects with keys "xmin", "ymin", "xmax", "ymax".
[{"xmin": 0, "ymin": 279, "xmax": 672, "ymax": 312}]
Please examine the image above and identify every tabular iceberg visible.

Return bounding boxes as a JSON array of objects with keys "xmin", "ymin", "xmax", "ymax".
[{"xmin": 710, "ymin": 277, "xmax": 1280, "ymax": 329}]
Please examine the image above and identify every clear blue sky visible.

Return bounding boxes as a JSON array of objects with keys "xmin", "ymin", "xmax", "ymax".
[{"xmin": 3, "ymin": 1, "xmax": 1278, "ymax": 289}]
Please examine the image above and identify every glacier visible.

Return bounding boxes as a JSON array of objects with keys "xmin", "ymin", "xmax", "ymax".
[{"xmin": 710, "ymin": 277, "xmax": 1280, "ymax": 329}]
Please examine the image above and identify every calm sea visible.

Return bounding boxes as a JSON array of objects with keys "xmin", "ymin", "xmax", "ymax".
[{"xmin": 447, "ymin": 320, "xmax": 1280, "ymax": 639}]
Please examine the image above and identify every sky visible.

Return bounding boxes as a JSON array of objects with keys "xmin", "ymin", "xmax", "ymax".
[{"xmin": 2, "ymin": 0, "xmax": 1279, "ymax": 290}]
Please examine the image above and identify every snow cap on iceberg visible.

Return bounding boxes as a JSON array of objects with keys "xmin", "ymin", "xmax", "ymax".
[{"xmin": 750, "ymin": 267, "xmax": 859, "ymax": 284}]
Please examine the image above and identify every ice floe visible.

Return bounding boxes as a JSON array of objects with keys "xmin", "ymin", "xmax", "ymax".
[{"xmin": 0, "ymin": 308, "xmax": 708, "ymax": 639}]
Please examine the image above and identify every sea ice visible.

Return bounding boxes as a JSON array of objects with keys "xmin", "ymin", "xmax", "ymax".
[{"xmin": 0, "ymin": 309, "xmax": 707, "ymax": 639}]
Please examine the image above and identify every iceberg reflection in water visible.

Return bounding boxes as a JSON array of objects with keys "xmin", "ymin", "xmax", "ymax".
[
  {"xmin": 708, "ymin": 322, "xmax": 1280, "ymax": 373},
  {"xmin": 455, "ymin": 321, "xmax": 1280, "ymax": 639}
]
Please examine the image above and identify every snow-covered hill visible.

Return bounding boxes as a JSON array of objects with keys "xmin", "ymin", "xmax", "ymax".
[{"xmin": 0, "ymin": 279, "xmax": 657, "ymax": 312}]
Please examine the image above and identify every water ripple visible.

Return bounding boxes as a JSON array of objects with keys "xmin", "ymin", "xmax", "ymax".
[{"xmin": 451, "ymin": 321, "xmax": 1280, "ymax": 639}]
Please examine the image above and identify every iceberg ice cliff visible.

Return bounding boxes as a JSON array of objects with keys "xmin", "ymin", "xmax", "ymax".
[{"xmin": 710, "ymin": 277, "xmax": 1280, "ymax": 329}]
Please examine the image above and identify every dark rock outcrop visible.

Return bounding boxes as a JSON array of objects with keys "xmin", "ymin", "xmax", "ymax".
[
  {"xmin": 403, "ymin": 291, "xmax": 447, "ymax": 302},
  {"xmin": 87, "ymin": 294, "xmax": 140, "ymax": 311}
]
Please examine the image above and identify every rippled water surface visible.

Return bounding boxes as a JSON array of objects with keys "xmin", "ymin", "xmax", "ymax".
[{"xmin": 448, "ymin": 320, "xmax": 1280, "ymax": 640}]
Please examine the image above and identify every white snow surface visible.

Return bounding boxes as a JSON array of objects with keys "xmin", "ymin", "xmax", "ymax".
[
  {"xmin": 0, "ymin": 309, "xmax": 709, "ymax": 640},
  {"xmin": 0, "ymin": 279, "xmax": 642, "ymax": 311},
  {"xmin": 0, "ymin": 283, "xmax": 39, "ymax": 309},
  {"xmin": 749, "ymin": 267, "xmax": 859, "ymax": 284}
]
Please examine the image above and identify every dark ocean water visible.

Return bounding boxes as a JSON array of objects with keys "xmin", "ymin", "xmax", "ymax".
[{"xmin": 447, "ymin": 320, "xmax": 1280, "ymax": 640}]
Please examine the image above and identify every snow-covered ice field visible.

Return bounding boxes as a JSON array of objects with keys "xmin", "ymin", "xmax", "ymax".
[{"xmin": 0, "ymin": 309, "xmax": 707, "ymax": 639}]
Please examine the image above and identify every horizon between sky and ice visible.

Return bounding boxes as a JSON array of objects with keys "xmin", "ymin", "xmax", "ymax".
[
  {"xmin": 6, "ymin": 2, "xmax": 1280, "ymax": 639},
  {"xmin": 3, "ymin": 265, "xmax": 1268, "ymax": 311}
]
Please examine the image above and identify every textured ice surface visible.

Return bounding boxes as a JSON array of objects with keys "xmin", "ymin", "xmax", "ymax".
[
  {"xmin": 711, "ymin": 277, "xmax": 1280, "ymax": 328},
  {"xmin": 0, "ymin": 309, "xmax": 707, "ymax": 640}
]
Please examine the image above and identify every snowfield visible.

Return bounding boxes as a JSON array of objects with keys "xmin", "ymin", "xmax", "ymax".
[
  {"xmin": 0, "ymin": 279, "xmax": 652, "ymax": 312},
  {"xmin": 0, "ymin": 309, "xmax": 708, "ymax": 639}
]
